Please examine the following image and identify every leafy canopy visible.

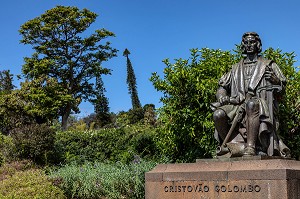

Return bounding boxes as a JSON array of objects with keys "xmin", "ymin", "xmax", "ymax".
[{"xmin": 19, "ymin": 6, "xmax": 117, "ymax": 129}]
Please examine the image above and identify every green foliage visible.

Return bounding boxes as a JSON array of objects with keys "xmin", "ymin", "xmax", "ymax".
[
  {"xmin": 151, "ymin": 47, "xmax": 300, "ymax": 162},
  {"xmin": 19, "ymin": 5, "xmax": 117, "ymax": 130},
  {"xmin": 0, "ymin": 70, "xmax": 14, "ymax": 93},
  {"xmin": 10, "ymin": 124, "xmax": 57, "ymax": 165},
  {"xmin": 0, "ymin": 76, "xmax": 67, "ymax": 134},
  {"xmin": 0, "ymin": 160, "xmax": 35, "ymax": 181},
  {"xmin": 127, "ymin": 107, "xmax": 145, "ymax": 124},
  {"xmin": 123, "ymin": 48, "xmax": 142, "ymax": 109},
  {"xmin": 49, "ymin": 160, "xmax": 157, "ymax": 199},
  {"xmin": 143, "ymin": 104, "xmax": 157, "ymax": 126},
  {"xmin": 0, "ymin": 90, "xmax": 34, "ymax": 134},
  {"xmin": 92, "ymin": 75, "xmax": 111, "ymax": 127},
  {"xmin": 0, "ymin": 134, "xmax": 17, "ymax": 163},
  {"xmin": 114, "ymin": 111, "xmax": 131, "ymax": 126},
  {"xmin": 55, "ymin": 125, "xmax": 160, "ymax": 164},
  {"xmin": 114, "ymin": 104, "xmax": 156, "ymax": 127},
  {"xmin": 0, "ymin": 169, "xmax": 66, "ymax": 199},
  {"xmin": 150, "ymin": 48, "xmax": 238, "ymax": 162},
  {"xmin": 20, "ymin": 77, "xmax": 74, "ymax": 124},
  {"xmin": 0, "ymin": 160, "xmax": 65, "ymax": 198}
]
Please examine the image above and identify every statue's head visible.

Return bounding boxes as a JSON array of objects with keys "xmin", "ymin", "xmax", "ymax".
[{"xmin": 241, "ymin": 32, "xmax": 262, "ymax": 55}]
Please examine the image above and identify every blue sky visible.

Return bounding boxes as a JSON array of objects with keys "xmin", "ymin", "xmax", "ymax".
[{"xmin": 0, "ymin": 0, "xmax": 299, "ymax": 117}]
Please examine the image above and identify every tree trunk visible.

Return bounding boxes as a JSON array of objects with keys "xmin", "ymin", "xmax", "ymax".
[{"xmin": 61, "ymin": 105, "xmax": 71, "ymax": 131}]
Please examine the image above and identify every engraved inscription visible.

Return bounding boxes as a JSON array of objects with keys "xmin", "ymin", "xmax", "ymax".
[
  {"xmin": 164, "ymin": 184, "xmax": 209, "ymax": 193},
  {"xmin": 214, "ymin": 184, "xmax": 261, "ymax": 193},
  {"xmin": 164, "ymin": 183, "xmax": 261, "ymax": 194}
]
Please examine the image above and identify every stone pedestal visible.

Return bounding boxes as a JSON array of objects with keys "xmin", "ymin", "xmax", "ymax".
[{"xmin": 145, "ymin": 157, "xmax": 300, "ymax": 199}]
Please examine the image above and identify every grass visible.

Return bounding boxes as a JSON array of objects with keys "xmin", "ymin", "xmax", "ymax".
[{"xmin": 49, "ymin": 160, "xmax": 157, "ymax": 199}]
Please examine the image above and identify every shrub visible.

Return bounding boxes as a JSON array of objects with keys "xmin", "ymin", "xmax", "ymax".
[
  {"xmin": 55, "ymin": 124, "xmax": 160, "ymax": 164},
  {"xmin": 0, "ymin": 160, "xmax": 35, "ymax": 181},
  {"xmin": 114, "ymin": 108, "xmax": 145, "ymax": 127},
  {"xmin": 127, "ymin": 107, "xmax": 145, "ymax": 124},
  {"xmin": 150, "ymin": 48, "xmax": 234, "ymax": 162},
  {"xmin": 10, "ymin": 124, "xmax": 57, "ymax": 165},
  {"xmin": 114, "ymin": 111, "xmax": 131, "ymax": 127},
  {"xmin": 0, "ymin": 134, "xmax": 17, "ymax": 163},
  {"xmin": 49, "ymin": 160, "xmax": 157, "ymax": 199},
  {"xmin": 0, "ymin": 169, "xmax": 66, "ymax": 198},
  {"xmin": 143, "ymin": 104, "xmax": 156, "ymax": 126}
]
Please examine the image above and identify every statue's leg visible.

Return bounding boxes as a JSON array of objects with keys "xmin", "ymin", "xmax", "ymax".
[
  {"xmin": 213, "ymin": 109, "xmax": 229, "ymax": 142},
  {"xmin": 244, "ymin": 98, "xmax": 260, "ymax": 156}
]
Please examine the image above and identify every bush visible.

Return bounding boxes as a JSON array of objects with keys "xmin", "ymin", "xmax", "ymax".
[
  {"xmin": 150, "ymin": 47, "xmax": 300, "ymax": 162},
  {"xmin": 0, "ymin": 160, "xmax": 35, "ymax": 181},
  {"xmin": 127, "ymin": 108, "xmax": 145, "ymax": 124},
  {"xmin": 55, "ymin": 125, "xmax": 160, "ymax": 164},
  {"xmin": 10, "ymin": 124, "xmax": 57, "ymax": 165},
  {"xmin": 0, "ymin": 169, "xmax": 66, "ymax": 198},
  {"xmin": 150, "ymin": 48, "xmax": 234, "ymax": 162},
  {"xmin": 143, "ymin": 104, "xmax": 156, "ymax": 126},
  {"xmin": 0, "ymin": 134, "xmax": 17, "ymax": 164},
  {"xmin": 49, "ymin": 160, "xmax": 157, "ymax": 199}
]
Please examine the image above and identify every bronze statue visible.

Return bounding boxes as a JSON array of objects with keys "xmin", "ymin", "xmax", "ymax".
[{"xmin": 212, "ymin": 32, "xmax": 290, "ymax": 158}]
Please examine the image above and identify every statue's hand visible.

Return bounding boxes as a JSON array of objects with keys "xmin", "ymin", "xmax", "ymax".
[
  {"xmin": 264, "ymin": 70, "xmax": 280, "ymax": 84},
  {"xmin": 219, "ymin": 96, "xmax": 230, "ymax": 106}
]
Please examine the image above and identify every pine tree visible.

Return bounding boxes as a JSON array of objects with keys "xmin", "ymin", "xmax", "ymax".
[
  {"xmin": 123, "ymin": 48, "xmax": 141, "ymax": 109},
  {"xmin": 0, "ymin": 70, "xmax": 14, "ymax": 93},
  {"xmin": 92, "ymin": 75, "xmax": 111, "ymax": 127}
]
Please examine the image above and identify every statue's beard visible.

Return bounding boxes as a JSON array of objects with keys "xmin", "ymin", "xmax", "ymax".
[{"xmin": 246, "ymin": 46, "xmax": 257, "ymax": 54}]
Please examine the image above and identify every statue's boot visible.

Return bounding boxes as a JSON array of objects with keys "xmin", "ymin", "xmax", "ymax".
[
  {"xmin": 244, "ymin": 99, "xmax": 260, "ymax": 156},
  {"xmin": 243, "ymin": 146, "xmax": 256, "ymax": 156}
]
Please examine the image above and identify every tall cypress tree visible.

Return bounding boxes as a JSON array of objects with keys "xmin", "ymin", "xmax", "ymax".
[{"xmin": 123, "ymin": 48, "xmax": 141, "ymax": 109}]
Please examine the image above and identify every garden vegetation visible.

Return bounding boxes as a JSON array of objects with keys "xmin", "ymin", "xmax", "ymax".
[{"xmin": 0, "ymin": 5, "xmax": 299, "ymax": 199}]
